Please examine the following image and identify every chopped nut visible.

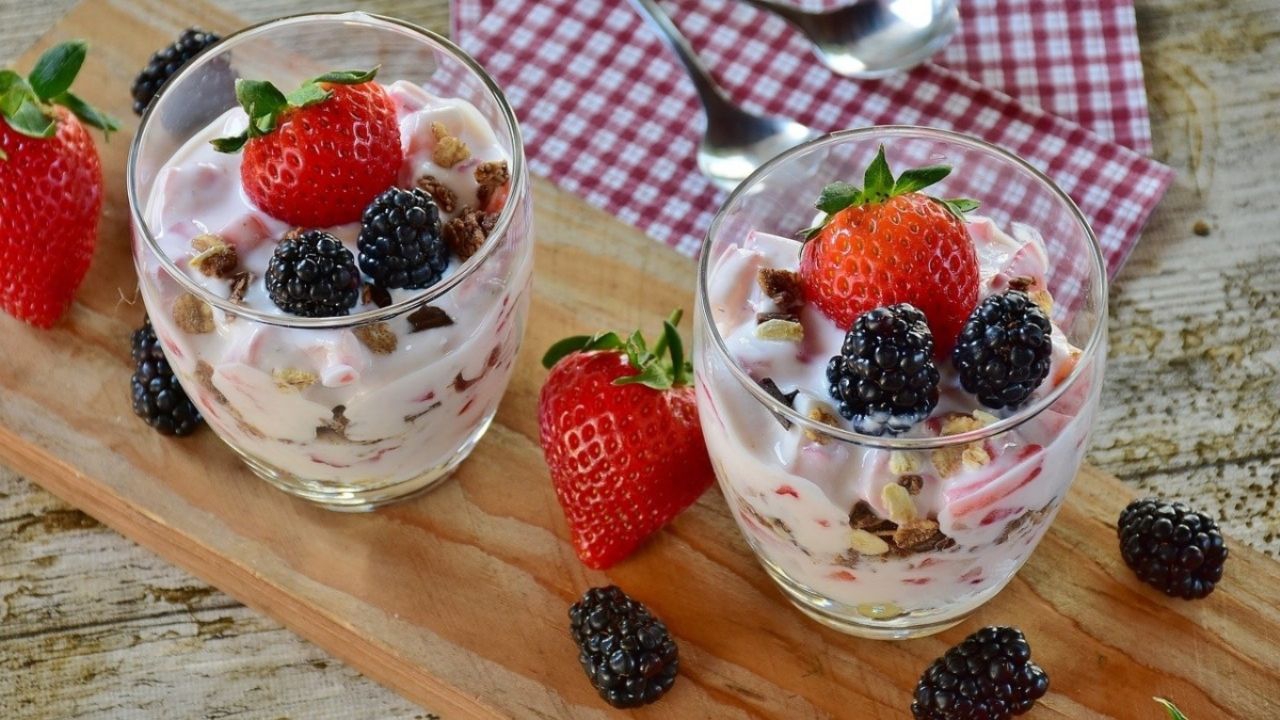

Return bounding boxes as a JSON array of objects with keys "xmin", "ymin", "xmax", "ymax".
[
  {"xmin": 893, "ymin": 519, "xmax": 942, "ymax": 550},
  {"xmin": 172, "ymin": 293, "xmax": 214, "ymax": 334},
  {"xmin": 431, "ymin": 121, "xmax": 470, "ymax": 168},
  {"xmin": 961, "ymin": 443, "xmax": 992, "ymax": 470},
  {"xmin": 882, "ymin": 483, "xmax": 918, "ymax": 524},
  {"xmin": 849, "ymin": 528, "xmax": 890, "ymax": 556},
  {"xmin": 442, "ymin": 206, "xmax": 498, "ymax": 260},
  {"xmin": 897, "ymin": 474, "xmax": 924, "ymax": 495},
  {"xmin": 889, "ymin": 450, "xmax": 922, "ymax": 476},
  {"xmin": 354, "ymin": 323, "xmax": 397, "ymax": 354},
  {"xmin": 754, "ymin": 318, "xmax": 804, "ymax": 342},
  {"xmin": 756, "ymin": 267, "xmax": 803, "ymax": 313},
  {"xmin": 474, "ymin": 160, "xmax": 510, "ymax": 207},
  {"xmin": 803, "ymin": 403, "xmax": 840, "ymax": 445},
  {"xmin": 189, "ymin": 234, "xmax": 238, "ymax": 277},
  {"xmin": 227, "ymin": 271, "xmax": 253, "ymax": 305},
  {"xmin": 1030, "ymin": 289, "xmax": 1054, "ymax": 317},
  {"xmin": 972, "ymin": 409, "xmax": 1000, "ymax": 426},
  {"xmin": 1008, "ymin": 275, "xmax": 1037, "ymax": 292},
  {"xmin": 273, "ymin": 368, "xmax": 317, "ymax": 392},
  {"xmin": 407, "ymin": 305, "xmax": 454, "ymax": 333},
  {"xmin": 941, "ymin": 413, "xmax": 986, "ymax": 436},
  {"xmin": 415, "ymin": 175, "xmax": 458, "ymax": 213},
  {"xmin": 362, "ymin": 284, "xmax": 393, "ymax": 309}
]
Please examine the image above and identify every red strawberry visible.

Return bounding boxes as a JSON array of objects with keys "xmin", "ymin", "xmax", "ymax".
[
  {"xmin": 0, "ymin": 41, "xmax": 117, "ymax": 327},
  {"xmin": 538, "ymin": 311, "xmax": 714, "ymax": 569},
  {"xmin": 798, "ymin": 146, "xmax": 979, "ymax": 355},
  {"xmin": 212, "ymin": 68, "xmax": 402, "ymax": 227}
]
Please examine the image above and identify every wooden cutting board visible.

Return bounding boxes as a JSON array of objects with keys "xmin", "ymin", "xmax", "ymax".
[{"xmin": 2, "ymin": 1, "xmax": 1277, "ymax": 717}]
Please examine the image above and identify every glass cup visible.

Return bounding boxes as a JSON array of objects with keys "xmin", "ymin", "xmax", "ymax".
[
  {"xmin": 127, "ymin": 13, "xmax": 533, "ymax": 511},
  {"xmin": 694, "ymin": 127, "xmax": 1106, "ymax": 638}
]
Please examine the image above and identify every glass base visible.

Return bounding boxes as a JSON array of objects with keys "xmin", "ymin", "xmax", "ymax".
[
  {"xmin": 230, "ymin": 412, "xmax": 496, "ymax": 512},
  {"xmin": 757, "ymin": 553, "xmax": 1006, "ymax": 640}
]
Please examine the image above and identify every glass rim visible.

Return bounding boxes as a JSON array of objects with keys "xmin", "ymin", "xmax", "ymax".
[
  {"xmin": 696, "ymin": 125, "xmax": 1108, "ymax": 451},
  {"xmin": 126, "ymin": 11, "xmax": 526, "ymax": 329}
]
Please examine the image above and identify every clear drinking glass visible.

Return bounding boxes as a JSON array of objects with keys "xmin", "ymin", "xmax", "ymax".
[
  {"xmin": 128, "ymin": 13, "xmax": 532, "ymax": 511},
  {"xmin": 694, "ymin": 127, "xmax": 1106, "ymax": 638}
]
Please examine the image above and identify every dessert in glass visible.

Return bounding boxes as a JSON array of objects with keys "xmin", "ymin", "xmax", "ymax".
[
  {"xmin": 127, "ymin": 13, "xmax": 532, "ymax": 510},
  {"xmin": 694, "ymin": 127, "xmax": 1105, "ymax": 638}
]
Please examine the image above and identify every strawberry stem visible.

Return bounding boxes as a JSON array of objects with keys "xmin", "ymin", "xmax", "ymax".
[
  {"xmin": 1154, "ymin": 698, "xmax": 1189, "ymax": 720},
  {"xmin": 0, "ymin": 40, "xmax": 119, "ymax": 153},
  {"xmin": 211, "ymin": 66, "xmax": 381, "ymax": 154},
  {"xmin": 542, "ymin": 309, "xmax": 693, "ymax": 391},
  {"xmin": 799, "ymin": 144, "xmax": 979, "ymax": 240}
]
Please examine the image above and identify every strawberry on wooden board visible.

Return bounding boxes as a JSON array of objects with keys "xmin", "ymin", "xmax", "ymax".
[
  {"xmin": 212, "ymin": 67, "xmax": 402, "ymax": 228},
  {"xmin": 538, "ymin": 310, "xmax": 715, "ymax": 570},
  {"xmin": 799, "ymin": 145, "xmax": 980, "ymax": 355},
  {"xmin": 0, "ymin": 40, "xmax": 118, "ymax": 328}
]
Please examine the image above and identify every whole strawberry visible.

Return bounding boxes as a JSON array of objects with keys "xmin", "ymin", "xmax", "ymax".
[
  {"xmin": 212, "ymin": 68, "xmax": 402, "ymax": 227},
  {"xmin": 799, "ymin": 146, "xmax": 979, "ymax": 355},
  {"xmin": 538, "ymin": 311, "xmax": 714, "ymax": 569},
  {"xmin": 0, "ymin": 41, "xmax": 117, "ymax": 327}
]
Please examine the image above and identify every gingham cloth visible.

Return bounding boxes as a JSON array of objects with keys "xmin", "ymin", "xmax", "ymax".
[{"xmin": 452, "ymin": 0, "xmax": 1173, "ymax": 273}]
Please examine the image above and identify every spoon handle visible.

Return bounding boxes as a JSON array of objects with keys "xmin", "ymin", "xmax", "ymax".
[{"xmin": 625, "ymin": 0, "xmax": 734, "ymax": 116}]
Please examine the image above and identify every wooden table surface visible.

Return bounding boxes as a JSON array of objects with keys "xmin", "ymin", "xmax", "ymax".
[{"xmin": 1, "ymin": 0, "xmax": 1276, "ymax": 717}]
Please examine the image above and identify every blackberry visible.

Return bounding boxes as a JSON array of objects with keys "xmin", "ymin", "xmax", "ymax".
[
  {"xmin": 265, "ymin": 230, "xmax": 360, "ymax": 317},
  {"xmin": 130, "ymin": 28, "xmax": 224, "ymax": 116},
  {"xmin": 912, "ymin": 626, "xmax": 1049, "ymax": 720},
  {"xmin": 1118, "ymin": 498, "xmax": 1228, "ymax": 599},
  {"xmin": 569, "ymin": 586, "xmax": 678, "ymax": 709},
  {"xmin": 130, "ymin": 318, "xmax": 201, "ymax": 437},
  {"xmin": 826, "ymin": 304, "xmax": 939, "ymax": 435},
  {"xmin": 356, "ymin": 187, "xmax": 448, "ymax": 289},
  {"xmin": 952, "ymin": 291, "xmax": 1052, "ymax": 409}
]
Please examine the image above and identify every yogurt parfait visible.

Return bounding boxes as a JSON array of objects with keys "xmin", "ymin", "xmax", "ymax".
[
  {"xmin": 694, "ymin": 130, "xmax": 1106, "ymax": 637},
  {"xmin": 128, "ymin": 14, "xmax": 532, "ymax": 510}
]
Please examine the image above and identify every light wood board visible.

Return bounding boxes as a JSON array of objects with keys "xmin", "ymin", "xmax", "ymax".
[{"xmin": 0, "ymin": 0, "xmax": 1277, "ymax": 717}]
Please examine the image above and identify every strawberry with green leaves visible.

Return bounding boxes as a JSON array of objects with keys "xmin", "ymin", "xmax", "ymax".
[
  {"xmin": 799, "ymin": 145, "xmax": 980, "ymax": 355},
  {"xmin": 0, "ymin": 40, "xmax": 118, "ymax": 328},
  {"xmin": 538, "ymin": 310, "xmax": 714, "ymax": 569},
  {"xmin": 212, "ymin": 67, "xmax": 402, "ymax": 228}
]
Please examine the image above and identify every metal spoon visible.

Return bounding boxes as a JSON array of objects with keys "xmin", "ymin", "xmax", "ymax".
[
  {"xmin": 741, "ymin": 0, "xmax": 959, "ymax": 78},
  {"xmin": 627, "ymin": 0, "xmax": 818, "ymax": 191}
]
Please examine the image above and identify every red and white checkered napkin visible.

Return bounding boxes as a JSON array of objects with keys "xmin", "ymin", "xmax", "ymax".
[{"xmin": 453, "ymin": 0, "xmax": 1173, "ymax": 273}]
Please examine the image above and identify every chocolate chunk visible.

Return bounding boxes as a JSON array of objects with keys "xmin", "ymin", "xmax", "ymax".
[
  {"xmin": 407, "ymin": 305, "xmax": 454, "ymax": 332},
  {"xmin": 758, "ymin": 377, "xmax": 798, "ymax": 429},
  {"xmin": 756, "ymin": 310, "xmax": 800, "ymax": 324},
  {"xmin": 362, "ymin": 284, "xmax": 393, "ymax": 309}
]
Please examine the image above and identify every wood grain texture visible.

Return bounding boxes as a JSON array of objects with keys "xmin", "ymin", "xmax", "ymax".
[{"xmin": 0, "ymin": 0, "xmax": 1278, "ymax": 718}]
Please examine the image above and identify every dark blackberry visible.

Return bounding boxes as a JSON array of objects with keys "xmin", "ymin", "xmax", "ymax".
[
  {"xmin": 826, "ymin": 304, "xmax": 939, "ymax": 435},
  {"xmin": 952, "ymin": 291, "xmax": 1052, "ymax": 409},
  {"xmin": 1118, "ymin": 497, "xmax": 1228, "ymax": 599},
  {"xmin": 569, "ymin": 586, "xmax": 678, "ymax": 709},
  {"xmin": 131, "ymin": 28, "xmax": 224, "ymax": 116},
  {"xmin": 912, "ymin": 626, "xmax": 1049, "ymax": 720},
  {"xmin": 130, "ymin": 318, "xmax": 201, "ymax": 437},
  {"xmin": 356, "ymin": 187, "xmax": 448, "ymax": 289},
  {"xmin": 265, "ymin": 230, "xmax": 360, "ymax": 317}
]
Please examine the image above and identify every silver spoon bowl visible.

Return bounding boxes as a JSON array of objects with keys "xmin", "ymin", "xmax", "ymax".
[
  {"xmin": 743, "ymin": 0, "xmax": 959, "ymax": 78},
  {"xmin": 628, "ymin": 0, "xmax": 819, "ymax": 192}
]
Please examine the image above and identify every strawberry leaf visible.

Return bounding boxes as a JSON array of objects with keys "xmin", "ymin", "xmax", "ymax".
[
  {"xmin": 613, "ymin": 362, "xmax": 672, "ymax": 390},
  {"xmin": 0, "ymin": 69, "xmax": 25, "ymax": 97},
  {"xmin": 210, "ymin": 131, "xmax": 249, "ymax": 153},
  {"xmin": 938, "ymin": 197, "xmax": 980, "ymax": 219},
  {"xmin": 893, "ymin": 165, "xmax": 950, "ymax": 195},
  {"xmin": 862, "ymin": 145, "xmax": 895, "ymax": 202},
  {"xmin": 541, "ymin": 331, "xmax": 624, "ymax": 368},
  {"xmin": 1154, "ymin": 698, "xmax": 1189, "ymax": 720},
  {"xmin": 663, "ymin": 318, "xmax": 687, "ymax": 386},
  {"xmin": 52, "ymin": 91, "xmax": 119, "ymax": 136},
  {"xmin": 312, "ymin": 67, "xmax": 379, "ymax": 85},
  {"xmin": 815, "ymin": 181, "xmax": 861, "ymax": 213},
  {"xmin": 27, "ymin": 40, "xmax": 86, "ymax": 102},
  {"xmin": 285, "ymin": 83, "xmax": 331, "ymax": 109},
  {"xmin": 4, "ymin": 98, "xmax": 56, "ymax": 138}
]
